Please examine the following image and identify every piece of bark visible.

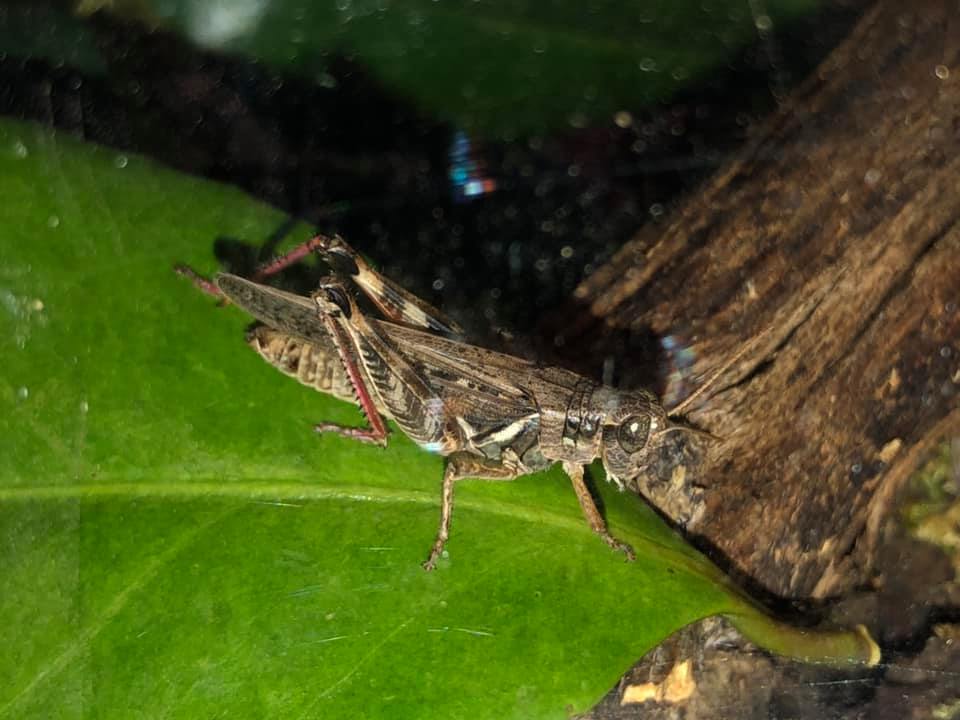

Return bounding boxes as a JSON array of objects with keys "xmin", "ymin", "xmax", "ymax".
[
  {"xmin": 581, "ymin": 617, "xmax": 880, "ymax": 720},
  {"xmin": 584, "ymin": 617, "xmax": 960, "ymax": 720},
  {"xmin": 557, "ymin": 0, "xmax": 960, "ymax": 600}
]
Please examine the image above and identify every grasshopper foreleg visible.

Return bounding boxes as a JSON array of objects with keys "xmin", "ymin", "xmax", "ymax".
[{"xmin": 563, "ymin": 461, "xmax": 636, "ymax": 561}]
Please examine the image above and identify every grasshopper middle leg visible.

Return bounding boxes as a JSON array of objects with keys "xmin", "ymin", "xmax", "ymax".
[{"xmin": 423, "ymin": 453, "xmax": 523, "ymax": 571}]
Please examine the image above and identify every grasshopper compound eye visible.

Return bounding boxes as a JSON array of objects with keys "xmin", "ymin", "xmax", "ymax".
[{"xmin": 617, "ymin": 414, "xmax": 651, "ymax": 453}]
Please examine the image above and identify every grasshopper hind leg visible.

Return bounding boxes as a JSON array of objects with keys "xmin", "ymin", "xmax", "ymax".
[
  {"xmin": 313, "ymin": 422, "xmax": 386, "ymax": 445},
  {"xmin": 174, "ymin": 264, "xmax": 225, "ymax": 300},
  {"xmin": 313, "ymin": 308, "xmax": 392, "ymax": 448}
]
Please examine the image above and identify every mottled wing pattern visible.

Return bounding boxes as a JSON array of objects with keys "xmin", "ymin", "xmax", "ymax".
[
  {"xmin": 381, "ymin": 324, "xmax": 539, "ymax": 399},
  {"xmin": 379, "ymin": 324, "xmax": 554, "ymax": 463},
  {"xmin": 216, "ymin": 272, "xmax": 547, "ymax": 459}
]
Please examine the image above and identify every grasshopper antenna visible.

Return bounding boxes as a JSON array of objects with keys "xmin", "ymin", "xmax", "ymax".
[
  {"xmin": 653, "ymin": 424, "xmax": 721, "ymax": 444},
  {"xmin": 667, "ymin": 322, "xmax": 774, "ymax": 420}
]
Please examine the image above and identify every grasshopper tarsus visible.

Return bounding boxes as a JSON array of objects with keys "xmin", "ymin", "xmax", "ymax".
[
  {"xmin": 422, "ymin": 548, "xmax": 444, "ymax": 572},
  {"xmin": 313, "ymin": 422, "xmax": 388, "ymax": 447},
  {"xmin": 174, "ymin": 263, "xmax": 224, "ymax": 300},
  {"xmin": 609, "ymin": 538, "xmax": 637, "ymax": 562}
]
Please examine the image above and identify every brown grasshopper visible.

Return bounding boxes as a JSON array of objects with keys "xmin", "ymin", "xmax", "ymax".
[{"xmin": 177, "ymin": 234, "xmax": 718, "ymax": 570}]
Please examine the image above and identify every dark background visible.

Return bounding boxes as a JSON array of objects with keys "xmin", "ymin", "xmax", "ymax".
[{"xmin": 0, "ymin": 0, "xmax": 864, "ymax": 375}]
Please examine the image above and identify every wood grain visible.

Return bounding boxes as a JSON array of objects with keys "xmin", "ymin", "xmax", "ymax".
[{"xmin": 560, "ymin": 0, "xmax": 960, "ymax": 599}]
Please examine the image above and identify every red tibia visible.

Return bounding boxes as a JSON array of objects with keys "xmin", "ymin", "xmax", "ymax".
[
  {"xmin": 319, "ymin": 312, "xmax": 389, "ymax": 446},
  {"xmin": 174, "ymin": 264, "xmax": 224, "ymax": 299},
  {"xmin": 252, "ymin": 236, "xmax": 327, "ymax": 281}
]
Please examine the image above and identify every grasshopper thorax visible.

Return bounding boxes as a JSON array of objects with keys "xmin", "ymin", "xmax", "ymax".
[{"xmin": 550, "ymin": 382, "xmax": 670, "ymax": 489}]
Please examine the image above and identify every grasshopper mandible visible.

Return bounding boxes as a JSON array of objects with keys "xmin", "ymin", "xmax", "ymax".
[{"xmin": 177, "ymin": 234, "xmax": 715, "ymax": 570}]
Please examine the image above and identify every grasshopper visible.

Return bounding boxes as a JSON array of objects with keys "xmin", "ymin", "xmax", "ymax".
[{"xmin": 177, "ymin": 234, "xmax": 717, "ymax": 570}]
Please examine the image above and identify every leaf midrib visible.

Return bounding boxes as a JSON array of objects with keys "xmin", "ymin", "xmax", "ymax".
[{"xmin": 0, "ymin": 480, "xmax": 714, "ymax": 576}]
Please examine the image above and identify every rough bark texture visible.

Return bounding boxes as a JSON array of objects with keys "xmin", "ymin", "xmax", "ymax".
[
  {"xmin": 558, "ymin": 0, "xmax": 960, "ymax": 600},
  {"xmin": 584, "ymin": 613, "xmax": 960, "ymax": 720}
]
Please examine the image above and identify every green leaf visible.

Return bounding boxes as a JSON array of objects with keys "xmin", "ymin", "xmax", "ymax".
[{"xmin": 0, "ymin": 118, "xmax": 875, "ymax": 719}]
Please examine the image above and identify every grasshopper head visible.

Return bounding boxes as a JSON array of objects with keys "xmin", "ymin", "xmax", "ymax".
[{"xmin": 594, "ymin": 388, "xmax": 673, "ymax": 491}]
